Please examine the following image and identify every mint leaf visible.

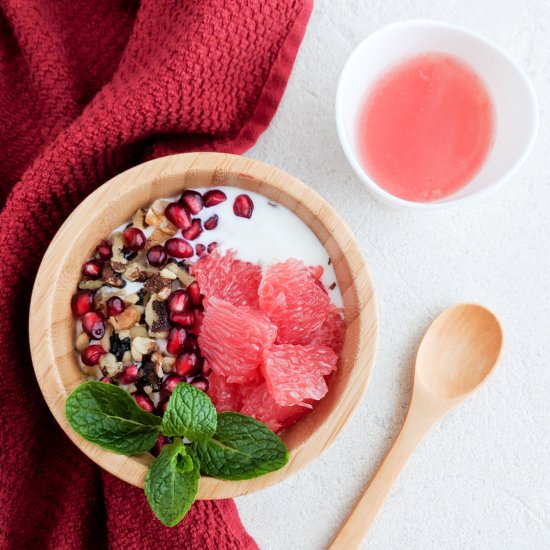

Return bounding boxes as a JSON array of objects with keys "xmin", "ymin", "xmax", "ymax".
[
  {"xmin": 144, "ymin": 439, "xmax": 200, "ymax": 527},
  {"xmin": 66, "ymin": 381, "xmax": 161, "ymax": 455},
  {"xmin": 161, "ymin": 383, "xmax": 217, "ymax": 441},
  {"xmin": 192, "ymin": 412, "xmax": 289, "ymax": 480}
]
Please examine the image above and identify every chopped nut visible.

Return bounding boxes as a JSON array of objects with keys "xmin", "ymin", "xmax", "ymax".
[
  {"xmin": 151, "ymin": 352, "xmax": 165, "ymax": 379},
  {"xmin": 109, "ymin": 305, "xmax": 141, "ymax": 330},
  {"xmin": 131, "ymin": 337, "xmax": 157, "ymax": 361},
  {"xmin": 159, "ymin": 268, "xmax": 177, "ymax": 280},
  {"xmin": 99, "ymin": 353, "xmax": 123, "ymax": 377},
  {"xmin": 122, "ymin": 350, "xmax": 133, "ymax": 364},
  {"xmin": 143, "ymin": 385, "xmax": 153, "ymax": 395},
  {"xmin": 132, "ymin": 208, "xmax": 147, "ymax": 230},
  {"xmin": 165, "ymin": 263, "xmax": 194, "ymax": 287},
  {"xmin": 110, "ymin": 233, "xmax": 128, "ymax": 270},
  {"xmin": 100, "ymin": 323, "xmax": 114, "ymax": 352},
  {"xmin": 78, "ymin": 279, "xmax": 103, "ymax": 290},
  {"xmin": 75, "ymin": 332, "xmax": 89, "ymax": 352},
  {"xmin": 145, "ymin": 295, "xmax": 170, "ymax": 338},
  {"xmin": 145, "ymin": 200, "xmax": 177, "ymax": 236},
  {"xmin": 129, "ymin": 324, "xmax": 148, "ymax": 339},
  {"xmin": 118, "ymin": 329, "xmax": 130, "ymax": 340},
  {"xmin": 162, "ymin": 356, "xmax": 175, "ymax": 373},
  {"xmin": 147, "ymin": 228, "xmax": 176, "ymax": 247},
  {"xmin": 123, "ymin": 262, "xmax": 156, "ymax": 283},
  {"xmin": 144, "ymin": 275, "xmax": 172, "ymax": 300},
  {"xmin": 127, "ymin": 384, "xmax": 137, "ymax": 393},
  {"xmin": 101, "ymin": 262, "xmax": 125, "ymax": 288}
]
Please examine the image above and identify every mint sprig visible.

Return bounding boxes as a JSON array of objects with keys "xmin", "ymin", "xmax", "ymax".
[
  {"xmin": 65, "ymin": 381, "xmax": 289, "ymax": 527},
  {"xmin": 144, "ymin": 439, "xmax": 200, "ymax": 526},
  {"xmin": 193, "ymin": 412, "xmax": 289, "ymax": 480},
  {"xmin": 65, "ymin": 381, "xmax": 161, "ymax": 455},
  {"xmin": 161, "ymin": 383, "xmax": 217, "ymax": 441}
]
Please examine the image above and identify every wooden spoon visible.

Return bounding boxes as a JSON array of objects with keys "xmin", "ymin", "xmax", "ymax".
[{"xmin": 330, "ymin": 304, "xmax": 503, "ymax": 550}]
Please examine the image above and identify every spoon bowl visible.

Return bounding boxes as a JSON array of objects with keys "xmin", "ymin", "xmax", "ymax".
[{"xmin": 416, "ymin": 304, "xmax": 503, "ymax": 400}]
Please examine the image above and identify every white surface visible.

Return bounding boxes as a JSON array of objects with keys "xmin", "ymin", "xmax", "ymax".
[
  {"xmin": 236, "ymin": 1, "xmax": 550, "ymax": 549},
  {"xmin": 336, "ymin": 20, "xmax": 539, "ymax": 209}
]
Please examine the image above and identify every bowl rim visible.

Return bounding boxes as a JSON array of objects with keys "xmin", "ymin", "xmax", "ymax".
[
  {"xmin": 335, "ymin": 19, "xmax": 539, "ymax": 210},
  {"xmin": 29, "ymin": 152, "xmax": 378, "ymax": 500}
]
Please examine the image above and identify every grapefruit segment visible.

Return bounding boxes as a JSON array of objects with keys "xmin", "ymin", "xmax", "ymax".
[
  {"xmin": 240, "ymin": 382, "xmax": 309, "ymax": 432},
  {"xmin": 198, "ymin": 297, "xmax": 277, "ymax": 383},
  {"xmin": 258, "ymin": 259, "xmax": 330, "ymax": 344},
  {"xmin": 261, "ymin": 343, "xmax": 338, "ymax": 407},
  {"xmin": 191, "ymin": 249, "xmax": 262, "ymax": 307},
  {"xmin": 307, "ymin": 304, "xmax": 346, "ymax": 354}
]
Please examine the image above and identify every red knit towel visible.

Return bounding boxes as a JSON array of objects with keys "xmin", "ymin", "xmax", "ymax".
[{"xmin": 0, "ymin": 1, "xmax": 312, "ymax": 548}]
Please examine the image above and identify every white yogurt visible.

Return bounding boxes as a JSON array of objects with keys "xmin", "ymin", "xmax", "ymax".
[{"xmin": 164, "ymin": 187, "xmax": 343, "ymax": 307}]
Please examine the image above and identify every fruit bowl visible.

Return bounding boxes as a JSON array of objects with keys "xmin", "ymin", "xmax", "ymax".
[{"xmin": 29, "ymin": 152, "xmax": 378, "ymax": 499}]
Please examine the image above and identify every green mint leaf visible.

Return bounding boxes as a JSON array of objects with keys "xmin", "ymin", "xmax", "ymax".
[
  {"xmin": 192, "ymin": 412, "xmax": 289, "ymax": 480},
  {"xmin": 144, "ymin": 439, "xmax": 200, "ymax": 527},
  {"xmin": 66, "ymin": 381, "xmax": 161, "ymax": 455},
  {"xmin": 160, "ymin": 383, "xmax": 217, "ymax": 441}
]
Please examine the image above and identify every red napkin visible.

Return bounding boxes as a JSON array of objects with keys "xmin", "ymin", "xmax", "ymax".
[{"xmin": 0, "ymin": 0, "xmax": 312, "ymax": 547}]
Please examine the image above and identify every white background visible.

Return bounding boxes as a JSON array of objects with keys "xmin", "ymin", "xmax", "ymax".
[{"xmin": 237, "ymin": 1, "xmax": 550, "ymax": 549}]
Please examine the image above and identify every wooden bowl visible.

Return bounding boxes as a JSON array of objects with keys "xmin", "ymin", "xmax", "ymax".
[{"xmin": 30, "ymin": 153, "xmax": 378, "ymax": 499}]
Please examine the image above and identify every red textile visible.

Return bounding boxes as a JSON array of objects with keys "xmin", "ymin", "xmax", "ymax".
[{"xmin": 0, "ymin": 0, "xmax": 312, "ymax": 548}]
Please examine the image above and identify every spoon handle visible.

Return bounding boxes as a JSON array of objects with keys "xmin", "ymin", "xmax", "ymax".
[{"xmin": 329, "ymin": 403, "xmax": 440, "ymax": 550}]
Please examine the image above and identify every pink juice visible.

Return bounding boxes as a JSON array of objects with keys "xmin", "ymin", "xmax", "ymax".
[{"xmin": 358, "ymin": 52, "xmax": 494, "ymax": 202}]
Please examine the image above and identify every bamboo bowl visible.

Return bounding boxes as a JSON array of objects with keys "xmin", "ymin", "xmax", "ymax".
[{"xmin": 30, "ymin": 152, "xmax": 378, "ymax": 499}]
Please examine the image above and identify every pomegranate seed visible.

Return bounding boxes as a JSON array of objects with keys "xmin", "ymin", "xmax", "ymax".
[
  {"xmin": 166, "ymin": 328, "xmax": 187, "ymax": 355},
  {"xmin": 81, "ymin": 345, "xmax": 105, "ymax": 366},
  {"xmin": 207, "ymin": 242, "xmax": 218, "ymax": 253},
  {"xmin": 191, "ymin": 377, "xmax": 209, "ymax": 392},
  {"xmin": 165, "ymin": 203, "xmax": 191, "ymax": 230},
  {"xmin": 134, "ymin": 392, "xmax": 154, "ymax": 413},
  {"xmin": 162, "ymin": 374, "xmax": 184, "ymax": 393},
  {"xmin": 179, "ymin": 190, "xmax": 204, "ymax": 214},
  {"xmin": 187, "ymin": 281, "xmax": 201, "ymax": 306},
  {"xmin": 183, "ymin": 334, "xmax": 199, "ymax": 352},
  {"xmin": 233, "ymin": 194, "xmax": 254, "ymax": 218},
  {"xmin": 189, "ymin": 310, "xmax": 203, "ymax": 335},
  {"xmin": 96, "ymin": 240, "xmax": 112, "ymax": 260},
  {"xmin": 99, "ymin": 376, "xmax": 112, "ymax": 384},
  {"xmin": 119, "ymin": 364, "xmax": 139, "ymax": 384},
  {"xmin": 71, "ymin": 290, "xmax": 94, "ymax": 316},
  {"xmin": 81, "ymin": 311, "xmax": 106, "ymax": 339},
  {"xmin": 106, "ymin": 296, "xmax": 125, "ymax": 317},
  {"xmin": 146, "ymin": 245, "xmax": 168, "ymax": 268},
  {"xmin": 81, "ymin": 259, "xmax": 103, "ymax": 279},
  {"xmin": 204, "ymin": 215, "xmax": 218, "ymax": 230},
  {"xmin": 122, "ymin": 227, "xmax": 146, "ymax": 251},
  {"xmin": 175, "ymin": 352, "xmax": 201, "ymax": 377},
  {"xmin": 156, "ymin": 397, "xmax": 170, "ymax": 416},
  {"xmin": 203, "ymin": 189, "xmax": 227, "ymax": 207},
  {"xmin": 165, "ymin": 238, "xmax": 193, "ymax": 258},
  {"xmin": 195, "ymin": 243, "xmax": 206, "ymax": 257},
  {"xmin": 170, "ymin": 311, "xmax": 195, "ymax": 328},
  {"xmin": 167, "ymin": 289, "xmax": 189, "ymax": 313},
  {"xmin": 182, "ymin": 219, "xmax": 203, "ymax": 240},
  {"xmin": 201, "ymin": 361, "xmax": 213, "ymax": 377},
  {"xmin": 152, "ymin": 434, "xmax": 169, "ymax": 455}
]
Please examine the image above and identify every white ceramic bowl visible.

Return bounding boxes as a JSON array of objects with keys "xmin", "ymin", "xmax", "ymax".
[{"xmin": 336, "ymin": 20, "xmax": 539, "ymax": 209}]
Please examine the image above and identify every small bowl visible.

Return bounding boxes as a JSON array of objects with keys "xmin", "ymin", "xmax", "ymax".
[
  {"xmin": 336, "ymin": 20, "xmax": 539, "ymax": 209},
  {"xmin": 29, "ymin": 152, "xmax": 378, "ymax": 499}
]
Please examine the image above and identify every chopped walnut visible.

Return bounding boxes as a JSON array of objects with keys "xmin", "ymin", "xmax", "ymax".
[
  {"xmin": 78, "ymin": 279, "xmax": 103, "ymax": 290},
  {"xmin": 162, "ymin": 356, "xmax": 175, "ymax": 373},
  {"xmin": 159, "ymin": 267, "xmax": 177, "ymax": 280},
  {"xmin": 145, "ymin": 200, "xmax": 177, "ymax": 236},
  {"xmin": 100, "ymin": 323, "xmax": 114, "ymax": 352},
  {"xmin": 131, "ymin": 337, "xmax": 158, "ymax": 361},
  {"xmin": 101, "ymin": 262, "xmax": 125, "ymax": 288},
  {"xmin": 164, "ymin": 262, "xmax": 194, "ymax": 287},
  {"xmin": 132, "ymin": 208, "xmax": 147, "ymax": 230},
  {"xmin": 110, "ymin": 233, "xmax": 128, "ymax": 271},
  {"xmin": 99, "ymin": 353, "xmax": 123, "ymax": 377},
  {"xmin": 144, "ymin": 275, "xmax": 173, "ymax": 300},
  {"xmin": 129, "ymin": 324, "xmax": 148, "ymax": 339},
  {"xmin": 109, "ymin": 305, "xmax": 141, "ymax": 330}
]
